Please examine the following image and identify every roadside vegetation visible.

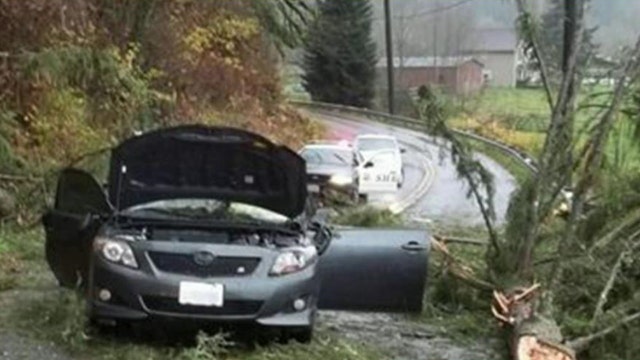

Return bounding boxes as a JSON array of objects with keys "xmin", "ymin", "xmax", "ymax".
[
  {"xmin": 412, "ymin": 1, "xmax": 640, "ymax": 359},
  {"xmin": 0, "ymin": 2, "xmax": 394, "ymax": 360}
]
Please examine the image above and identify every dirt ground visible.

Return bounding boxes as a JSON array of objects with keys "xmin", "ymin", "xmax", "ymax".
[
  {"xmin": 0, "ymin": 286, "xmax": 501, "ymax": 360},
  {"xmin": 319, "ymin": 311, "xmax": 501, "ymax": 360},
  {"xmin": 0, "ymin": 288, "xmax": 72, "ymax": 360}
]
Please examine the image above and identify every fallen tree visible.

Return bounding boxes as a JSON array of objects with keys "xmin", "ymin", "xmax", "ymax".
[{"xmin": 418, "ymin": 1, "xmax": 640, "ymax": 358}]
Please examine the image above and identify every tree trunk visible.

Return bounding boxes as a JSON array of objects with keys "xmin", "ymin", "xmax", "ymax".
[{"xmin": 492, "ymin": 286, "xmax": 576, "ymax": 360}]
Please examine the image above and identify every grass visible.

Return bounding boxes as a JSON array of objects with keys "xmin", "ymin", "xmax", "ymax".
[
  {"xmin": 462, "ymin": 136, "xmax": 534, "ymax": 185},
  {"xmin": 464, "ymin": 87, "xmax": 550, "ymax": 129},
  {"xmin": 450, "ymin": 86, "xmax": 617, "ymax": 156},
  {"xmin": 329, "ymin": 206, "xmax": 405, "ymax": 227},
  {"xmin": 8, "ymin": 289, "xmax": 381, "ymax": 360},
  {"xmin": 416, "ymin": 223, "xmax": 498, "ymax": 341},
  {"xmin": 0, "ymin": 226, "xmax": 46, "ymax": 291}
]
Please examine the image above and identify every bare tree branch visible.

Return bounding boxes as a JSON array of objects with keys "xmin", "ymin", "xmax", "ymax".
[
  {"xmin": 514, "ymin": 0, "xmax": 555, "ymax": 110},
  {"xmin": 0, "ymin": 173, "xmax": 40, "ymax": 182},
  {"xmin": 588, "ymin": 208, "xmax": 640, "ymax": 253},
  {"xmin": 591, "ymin": 231, "xmax": 640, "ymax": 323},
  {"xmin": 549, "ymin": 36, "xmax": 640, "ymax": 291},
  {"xmin": 569, "ymin": 311, "xmax": 640, "ymax": 353},
  {"xmin": 431, "ymin": 237, "xmax": 495, "ymax": 291},
  {"xmin": 517, "ymin": 0, "xmax": 585, "ymax": 279},
  {"xmin": 436, "ymin": 235, "xmax": 488, "ymax": 246}
]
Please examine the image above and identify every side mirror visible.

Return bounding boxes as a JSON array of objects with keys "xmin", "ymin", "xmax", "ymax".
[
  {"xmin": 364, "ymin": 161, "xmax": 374, "ymax": 169},
  {"xmin": 309, "ymin": 220, "xmax": 333, "ymax": 255},
  {"xmin": 400, "ymin": 148, "xmax": 407, "ymax": 154}
]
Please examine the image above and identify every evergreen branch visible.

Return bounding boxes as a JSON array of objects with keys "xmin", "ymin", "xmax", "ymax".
[
  {"xmin": 549, "ymin": 35, "xmax": 640, "ymax": 291},
  {"xmin": 513, "ymin": 0, "xmax": 586, "ymax": 280},
  {"xmin": 591, "ymin": 231, "xmax": 640, "ymax": 324},
  {"xmin": 587, "ymin": 207, "xmax": 640, "ymax": 253},
  {"xmin": 416, "ymin": 91, "xmax": 500, "ymax": 256},
  {"xmin": 569, "ymin": 311, "xmax": 640, "ymax": 353},
  {"xmin": 514, "ymin": 0, "xmax": 555, "ymax": 111}
]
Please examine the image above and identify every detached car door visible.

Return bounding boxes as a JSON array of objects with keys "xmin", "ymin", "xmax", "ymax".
[
  {"xmin": 318, "ymin": 228, "xmax": 429, "ymax": 313},
  {"xmin": 43, "ymin": 168, "xmax": 111, "ymax": 288}
]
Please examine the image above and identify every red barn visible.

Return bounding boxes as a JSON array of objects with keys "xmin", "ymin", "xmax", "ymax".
[{"xmin": 377, "ymin": 57, "xmax": 485, "ymax": 96}]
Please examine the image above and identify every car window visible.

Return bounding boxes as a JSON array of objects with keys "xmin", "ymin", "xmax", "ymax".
[
  {"xmin": 356, "ymin": 138, "xmax": 396, "ymax": 151},
  {"xmin": 368, "ymin": 150, "xmax": 396, "ymax": 165},
  {"xmin": 122, "ymin": 199, "xmax": 290, "ymax": 224},
  {"xmin": 300, "ymin": 148, "xmax": 353, "ymax": 166}
]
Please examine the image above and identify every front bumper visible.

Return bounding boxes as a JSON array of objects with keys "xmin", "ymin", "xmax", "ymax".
[{"xmin": 87, "ymin": 254, "xmax": 319, "ymax": 328}]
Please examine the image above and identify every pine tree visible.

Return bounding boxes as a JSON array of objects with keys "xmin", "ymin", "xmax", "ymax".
[
  {"xmin": 539, "ymin": 0, "xmax": 598, "ymax": 81},
  {"xmin": 302, "ymin": 0, "xmax": 377, "ymax": 108}
]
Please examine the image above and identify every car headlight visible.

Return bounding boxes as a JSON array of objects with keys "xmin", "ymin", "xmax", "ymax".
[
  {"xmin": 329, "ymin": 174, "xmax": 353, "ymax": 186},
  {"xmin": 93, "ymin": 237, "xmax": 138, "ymax": 269},
  {"xmin": 270, "ymin": 246, "xmax": 318, "ymax": 276}
]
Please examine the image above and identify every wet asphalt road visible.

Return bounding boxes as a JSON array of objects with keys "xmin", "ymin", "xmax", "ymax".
[{"xmin": 311, "ymin": 110, "xmax": 517, "ymax": 226}]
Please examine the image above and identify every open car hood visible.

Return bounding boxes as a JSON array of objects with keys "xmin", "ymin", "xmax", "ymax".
[{"xmin": 108, "ymin": 125, "xmax": 307, "ymax": 218}]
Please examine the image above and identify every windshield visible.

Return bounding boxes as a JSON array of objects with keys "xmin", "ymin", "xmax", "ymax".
[
  {"xmin": 300, "ymin": 148, "xmax": 353, "ymax": 166},
  {"xmin": 369, "ymin": 150, "xmax": 396, "ymax": 165},
  {"xmin": 357, "ymin": 138, "xmax": 396, "ymax": 151},
  {"xmin": 121, "ymin": 199, "xmax": 290, "ymax": 225}
]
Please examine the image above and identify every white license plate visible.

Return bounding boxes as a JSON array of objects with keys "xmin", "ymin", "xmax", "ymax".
[
  {"xmin": 307, "ymin": 184, "xmax": 320, "ymax": 192},
  {"xmin": 178, "ymin": 281, "xmax": 223, "ymax": 307},
  {"xmin": 375, "ymin": 173, "xmax": 397, "ymax": 182}
]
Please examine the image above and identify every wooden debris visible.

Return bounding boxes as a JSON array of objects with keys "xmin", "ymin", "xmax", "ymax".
[{"xmin": 491, "ymin": 285, "xmax": 576, "ymax": 360}]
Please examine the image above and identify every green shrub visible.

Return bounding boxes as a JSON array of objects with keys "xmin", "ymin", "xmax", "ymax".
[{"xmin": 330, "ymin": 207, "xmax": 403, "ymax": 227}]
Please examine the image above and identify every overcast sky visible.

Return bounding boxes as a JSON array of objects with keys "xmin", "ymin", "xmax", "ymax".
[{"xmin": 371, "ymin": 0, "xmax": 640, "ymax": 56}]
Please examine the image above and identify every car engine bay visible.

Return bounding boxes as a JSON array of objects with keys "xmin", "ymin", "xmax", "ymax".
[{"xmin": 105, "ymin": 225, "xmax": 316, "ymax": 249}]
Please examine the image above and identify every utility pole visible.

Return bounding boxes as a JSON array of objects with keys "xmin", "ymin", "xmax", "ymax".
[
  {"xmin": 433, "ymin": 0, "xmax": 440, "ymax": 84},
  {"xmin": 384, "ymin": 0, "xmax": 395, "ymax": 114}
]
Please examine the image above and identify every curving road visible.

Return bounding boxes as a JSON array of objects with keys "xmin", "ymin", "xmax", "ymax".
[{"xmin": 307, "ymin": 110, "xmax": 518, "ymax": 226}]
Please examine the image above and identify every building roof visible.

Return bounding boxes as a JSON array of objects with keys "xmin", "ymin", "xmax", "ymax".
[
  {"xmin": 462, "ymin": 28, "xmax": 518, "ymax": 53},
  {"xmin": 377, "ymin": 56, "xmax": 483, "ymax": 68}
]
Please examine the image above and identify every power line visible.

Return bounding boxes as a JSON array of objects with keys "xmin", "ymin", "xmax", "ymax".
[
  {"xmin": 373, "ymin": 0, "xmax": 474, "ymax": 21},
  {"xmin": 403, "ymin": 0, "xmax": 474, "ymax": 19}
]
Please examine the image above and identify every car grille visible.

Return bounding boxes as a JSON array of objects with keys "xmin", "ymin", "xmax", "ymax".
[
  {"xmin": 142, "ymin": 296, "xmax": 262, "ymax": 316},
  {"xmin": 148, "ymin": 252, "xmax": 260, "ymax": 277}
]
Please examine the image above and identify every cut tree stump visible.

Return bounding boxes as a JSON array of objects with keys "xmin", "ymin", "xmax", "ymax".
[{"xmin": 492, "ymin": 285, "xmax": 576, "ymax": 360}]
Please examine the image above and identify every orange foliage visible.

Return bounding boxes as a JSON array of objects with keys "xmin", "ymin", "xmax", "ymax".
[{"xmin": 0, "ymin": 0, "xmax": 322, "ymax": 172}]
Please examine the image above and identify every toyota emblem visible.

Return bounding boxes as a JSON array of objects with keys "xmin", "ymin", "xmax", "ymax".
[{"xmin": 193, "ymin": 251, "xmax": 215, "ymax": 266}]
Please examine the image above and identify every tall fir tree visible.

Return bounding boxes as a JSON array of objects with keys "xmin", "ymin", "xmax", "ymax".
[
  {"xmin": 539, "ymin": 0, "xmax": 598, "ymax": 82},
  {"xmin": 302, "ymin": 0, "xmax": 377, "ymax": 108}
]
